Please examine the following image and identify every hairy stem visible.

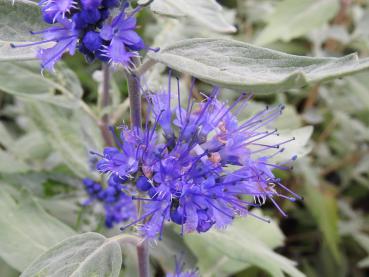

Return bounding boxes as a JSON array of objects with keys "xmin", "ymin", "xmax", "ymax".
[
  {"xmin": 126, "ymin": 70, "xmax": 142, "ymax": 128},
  {"xmin": 99, "ymin": 64, "xmax": 113, "ymax": 146},
  {"xmin": 136, "ymin": 239, "xmax": 150, "ymax": 277},
  {"xmin": 125, "ymin": 61, "xmax": 149, "ymax": 277}
]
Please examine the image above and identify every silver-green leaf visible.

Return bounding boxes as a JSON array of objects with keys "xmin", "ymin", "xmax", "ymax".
[
  {"xmin": 0, "ymin": 0, "xmax": 46, "ymax": 61},
  {"xmin": 185, "ymin": 213, "xmax": 304, "ymax": 277},
  {"xmin": 149, "ymin": 0, "xmax": 236, "ymax": 33},
  {"xmin": 149, "ymin": 38, "xmax": 369, "ymax": 93},
  {"xmin": 25, "ymin": 102, "xmax": 93, "ymax": 178},
  {"xmin": 0, "ymin": 61, "xmax": 83, "ymax": 108},
  {"xmin": 255, "ymin": 0, "xmax": 339, "ymax": 46},
  {"xmin": 21, "ymin": 232, "xmax": 122, "ymax": 277},
  {"xmin": 0, "ymin": 189, "xmax": 75, "ymax": 272}
]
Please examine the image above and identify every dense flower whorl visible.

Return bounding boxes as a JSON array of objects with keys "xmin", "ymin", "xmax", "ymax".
[
  {"xmin": 92, "ymin": 77, "xmax": 301, "ymax": 238},
  {"xmin": 82, "ymin": 177, "xmax": 137, "ymax": 228},
  {"xmin": 11, "ymin": 0, "xmax": 144, "ymax": 71}
]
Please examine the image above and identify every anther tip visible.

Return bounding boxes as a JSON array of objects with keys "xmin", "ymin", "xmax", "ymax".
[{"xmin": 10, "ymin": 43, "xmax": 16, "ymax": 48}]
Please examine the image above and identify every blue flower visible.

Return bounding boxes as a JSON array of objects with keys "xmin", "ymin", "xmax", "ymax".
[
  {"xmin": 39, "ymin": 0, "xmax": 77, "ymax": 24},
  {"xmin": 11, "ymin": 0, "xmax": 146, "ymax": 71},
  {"xmin": 94, "ymin": 75, "xmax": 301, "ymax": 239},
  {"xmin": 82, "ymin": 177, "xmax": 137, "ymax": 228},
  {"xmin": 81, "ymin": 0, "xmax": 102, "ymax": 10},
  {"xmin": 11, "ymin": 17, "xmax": 79, "ymax": 72},
  {"xmin": 99, "ymin": 12, "xmax": 145, "ymax": 67}
]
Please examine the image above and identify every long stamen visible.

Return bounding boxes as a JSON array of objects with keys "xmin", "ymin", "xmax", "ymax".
[
  {"xmin": 212, "ymin": 92, "xmax": 247, "ymax": 126},
  {"xmin": 120, "ymin": 207, "xmax": 161, "ymax": 231},
  {"xmin": 41, "ymin": 39, "xmax": 75, "ymax": 69},
  {"xmin": 176, "ymin": 77, "xmax": 183, "ymax": 125}
]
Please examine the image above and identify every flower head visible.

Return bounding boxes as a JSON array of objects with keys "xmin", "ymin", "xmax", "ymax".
[
  {"xmin": 11, "ymin": 0, "xmax": 145, "ymax": 71},
  {"xmin": 82, "ymin": 177, "xmax": 136, "ymax": 228},
  {"xmin": 93, "ymin": 76, "xmax": 301, "ymax": 239}
]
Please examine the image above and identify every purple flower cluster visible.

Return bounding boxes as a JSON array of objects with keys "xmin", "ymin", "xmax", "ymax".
[
  {"xmin": 92, "ymin": 77, "xmax": 301, "ymax": 239},
  {"xmin": 83, "ymin": 176, "xmax": 136, "ymax": 228},
  {"xmin": 12, "ymin": 0, "xmax": 144, "ymax": 71}
]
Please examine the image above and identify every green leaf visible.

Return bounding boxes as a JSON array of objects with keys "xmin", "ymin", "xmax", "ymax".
[
  {"xmin": 0, "ymin": 150, "xmax": 30, "ymax": 173},
  {"xmin": 9, "ymin": 131, "xmax": 51, "ymax": 161},
  {"xmin": 0, "ymin": 61, "xmax": 83, "ymax": 108},
  {"xmin": 21, "ymin": 232, "xmax": 122, "ymax": 277},
  {"xmin": 185, "ymin": 213, "xmax": 303, "ymax": 277},
  {"xmin": 358, "ymin": 257, "xmax": 369, "ymax": 268},
  {"xmin": 304, "ymin": 184, "xmax": 341, "ymax": 262},
  {"xmin": 149, "ymin": 0, "xmax": 236, "ymax": 33},
  {"xmin": 0, "ymin": 0, "xmax": 47, "ymax": 61},
  {"xmin": 353, "ymin": 233, "xmax": 369, "ymax": 268},
  {"xmin": 151, "ymin": 227, "xmax": 197, "ymax": 273},
  {"xmin": 25, "ymin": 102, "xmax": 93, "ymax": 178},
  {"xmin": 0, "ymin": 122, "xmax": 14, "ymax": 148},
  {"xmin": 255, "ymin": 0, "xmax": 339, "ymax": 46},
  {"xmin": 321, "ymin": 72, "xmax": 369, "ymax": 114},
  {"xmin": 0, "ymin": 258, "xmax": 19, "ymax": 277},
  {"xmin": 149, "ymin": 38, "xmax": 369, "ymax": 93},
  {"xmin": 0, "ymin": 188, "xmax": 75, "ymax": 271}
]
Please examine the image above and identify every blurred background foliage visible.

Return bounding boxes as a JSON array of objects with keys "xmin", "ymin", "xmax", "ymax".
[{"xmin": 1, "ymin": 0, "xmax": 369, "ymax": 276}]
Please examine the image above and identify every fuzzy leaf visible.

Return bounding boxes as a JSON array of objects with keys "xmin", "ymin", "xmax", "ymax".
[
  {"xmin": 149, "ymin": 0, "xmax": 236, "ymax": 33},
  {"xmin": 185, "ymin": 213, "xmax": 301, "ymax": 277},
  {"xmin": 25, "ymin": 102, "xmax": 93, "ymax": 178},
  {"xmin": 0, "ymin": 0, "xmax": 46, "ymax": 61},
  {"xmin": 21, "ymin": 232, "xmax": 122, "ymax": 277},
  {"xmin": 0, "ymin": 150, "xmax": 30, "ymax": 173},
  {"xmin": 149, "ymin": 38, "xmax": 369, "ymax": 93},
  {"xmin": 0, "ymin": 189, "xmax": 75, "ymax": 271},
  {"xmin": 255, "ymin": 0, "xmax": 339, "ymax": 45},
  {"xmin": 0, "ymin": 61, "xmax": 83, "ymax": 108},
  {"xmin": 304, "ymin": 184, "xmax": 341, "ymax": 262},
  {"xmin": 152, "ymin": 227, "xmax": 197, "ymax": 273}
]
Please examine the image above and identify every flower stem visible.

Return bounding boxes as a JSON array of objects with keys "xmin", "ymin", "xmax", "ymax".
[
  {"xmin": 99, "ymin": 63, "xmax": 113, "ymax": 146},
  {"xmin": 126, "ymin": 70, "xmax": 142, "ymax": 128},
  {"xmin": 125, "ymin": 61, "xmax": 149, "ymax": 277},
  {"xmin": 136, "ymin": 239, "xmax": 150, "ymax": 277}
]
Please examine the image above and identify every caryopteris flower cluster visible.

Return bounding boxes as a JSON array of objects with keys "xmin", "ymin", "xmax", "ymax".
[
  {"xmin": 12, "ymin": 0, "xmax": 144, "ymax": 71},
  {"xmin": 89, "ymin": 77, "xmax": 301, "ymax": 239},
  {"xmin": 83, "ymin": 177, "xmax": 136, "ymax": 228}
]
